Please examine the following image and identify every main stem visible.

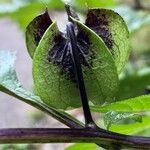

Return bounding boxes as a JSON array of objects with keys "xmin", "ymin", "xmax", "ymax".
[
  {"xmin": 66, "ymin": 22, "xmax": 96, "ymax": 128},
  {"xmin": 1, "ymin": 128, "xmax": 150, "ymax": 149}
]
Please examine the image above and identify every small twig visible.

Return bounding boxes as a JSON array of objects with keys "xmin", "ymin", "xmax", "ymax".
[
  {"xmin": 134, "ymin": 0, "xmax": 142, "ymax": 9},
  {"xmin": 65, "ymin": 4, "xmax": 79, "ymax": 22},
  {"xmin": 0, "ymin": 128, "xmax": 150, "ymax": 149},
  {"xmin": 65, "ymin": 4, "xmax": 72, "ymax": 22},
  {"xmin": 134, "ymin": 0, "xmax": 150, "ymax": 11}
]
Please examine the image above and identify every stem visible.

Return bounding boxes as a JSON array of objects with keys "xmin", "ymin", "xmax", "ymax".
[
  {"xmin": 36, "ymin": 102, "xmax": 84, "ymax": 128},
  {"xmin": 2, "ymin": 88, "xmax": 84, "ymax": 129},
  {"xmin": 65, "ymin": 4, "xmax": 80, "ymax": 22},
  {"xmin": 134, "ymin": 0, "xmax": 150, "ymax": 11},
  {"xmin": 0, "ymin": 128, "xmax": 150, "ymax": 149},
  {"xmin": 66, "ymin": 22, "xmax": 96, "ymax": 128},
  {"xmin": 134, "ymin": 0, "xmax": 142, "ymax": 9},
  {"xmin": 65, "ymin": 4, "xmax": 72, "ymax": 22}
]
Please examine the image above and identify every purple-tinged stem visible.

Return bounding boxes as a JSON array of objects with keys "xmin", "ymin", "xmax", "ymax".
[{"xmin": 0, "ymin": 128, "xmax": 150, "ymax": 149}]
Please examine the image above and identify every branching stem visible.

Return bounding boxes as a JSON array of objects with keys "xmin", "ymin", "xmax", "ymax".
[{"xmin": 0, "ymin": 128, "xmax": 150, "ymax": 149}]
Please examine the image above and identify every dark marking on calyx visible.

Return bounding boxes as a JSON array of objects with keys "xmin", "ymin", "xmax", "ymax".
[
  {"xmin": 48, "ymin": 30, "xmax": 94, "ymax": 83},
  {"xmin": 33, "ymin": 10, "xmax": 53, "ymax": 46},
  {"xmin": 85, "ymin": 9, "xmax": 113, "ymax": 51}
]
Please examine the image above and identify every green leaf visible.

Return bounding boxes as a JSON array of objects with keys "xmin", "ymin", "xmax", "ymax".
[
  {"xmin": 114, "ymin": 6, "xmax": 150, "ymax": 33},
  {"xmin": 0, "ymin": 144, "xmax": 32, "ymax": 150},
  {"xmin": 0, "ymin": 50, "xmax": 42, "ymax": 103},
  {"xmin": 0, "ymin": 50, "xmax": 83, "ymax": 128},
  {"xmin": 33, "ymin": 20, "xmax": 119, "ymax": 109},
  {"xmin": 110, "ymin": 116, "xmax": 150, "ymax": 135},
  {"xmin": 117, "ymin": 66, "xmax": 150, "ymax": 100},
  {"xmin": 91, "ymin": 95, "xmax": 150, "ymax": 113},
  {"xmin": 26, "ymin": 10, "xmax": 53, "ymax": 58},
  {"xmin": 72, "ymin": 0, "xmax": 116, "ymax": 10},
  {"xmin": 85, "ymin": 9, "xmax": 130, "ymax": 73},
  {"xmin": 66, "ymin": 143, "xmax": 99, "ymax": 150},
  {"xmin": 103, "ymin": 111, "xmax": 142, "ymax": 130},
  {"xmin": 0, "ymin": 0, "xmax": 64, "ymax": 29},
  {"xmin": 0, "ymin": 0, "xmax": 25, "ymax": 13}
]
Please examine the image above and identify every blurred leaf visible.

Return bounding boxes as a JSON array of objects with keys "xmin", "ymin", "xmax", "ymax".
[
  {"xmin": 33, "ymin": 19, "xmax": 118, "ymax": 109},
  {"xmin": 0, "ymin": 50, "xmax": 83, "ymax": 127},
  {"xmin": 114, "ymin": 6, "xmax": 150, "ymax": 33},
  {"xmin": 0, "ymin": 144, "xmax": 36, "ymax": 150},
  {"xmin": 118, "ymin": 66, "xmax": 150, "ymax": 100},
  {"xmin": 104, "ymin": 111, "xmax": 142, "ymax": 130},
  {"xmin": 0, "ymin": 50, "xmax": 42, "ymax": 103},
  {"xmin": 91, "ymin": 95, "xmax": 150, "ymax": 113},
  {"xmin": 66, "ymin": 143, "xmax": 99, "ymax": 150},
  {"xmin": 0, "ymin": 0, "xmax": 26, "ymax": 13},
  {"xmin": 0, "ymin": 0, "xmax": 64, "ymax": 29},
  {"xmin": 131, "ymin": 26, "xmax": 150, "ymax": 53},
  {"xmin": 9, "ymin": 3, "xmax": 47, "ymax": 29},
  {"xmin": 72, "ymin": 0, "xmax": 116, "ymax": 10},
  {"xmin": 84, "ymin": 9, "xmax": 130, "ymax": 73},
  {"xmin": 112, "ymin": 6, "xmax": 150, "ymax": 53},
  {"xmin": 110, "ymin": 116, "xmax": 150, "ymax": 135}
]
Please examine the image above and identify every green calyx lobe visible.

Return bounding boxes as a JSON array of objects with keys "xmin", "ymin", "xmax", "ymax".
[
  {"xmin": 26, "ymin": 10, "xmax": 53, "ymax": 58},
  {"xmin": 85, "ymin": 9, "xmax": 130, "ymax": 73},
  {"xmin": 85, "ymin": 9, "xmax": 113, "ymax": 50}
]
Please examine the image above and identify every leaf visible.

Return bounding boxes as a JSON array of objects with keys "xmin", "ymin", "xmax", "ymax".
[
  {"xmin": 0, "ymin": 0, "xmax": 25, "ymax": 13},
  {"xmin": 26, "ymin": 10, "xmax": 53, "ymax": 58},
  {"xmin": 0, "ymin": 0, "xmax": 64, "ymax": 29},
  {"xmin": 0, "ymin": 50, "xmax": 42, "ymax": 103},
  {"xmin": 103, "ymin": 111, "xmax": 142, "ymax": 130},
  {"xmin": 110, "ymin": 116, "xmax": 150, "ymax": 135},
  {"xmin": 33, "ymin": 19, "xmax": 119, "ymax": 109},
  {"xmin": 0, "ymin": 144, "xmax": 31, "ymax": 150},
  {"xmin": 117, "ymin": 65, "xmax": 150, "ymax": 100},
  {"xmin": 85, "ymin": 9, "xmax": 130, "ymax": 73},
  {"xmin": 72, "ymin": 0, "xmax": 116, "ymax": 10},
  {"xmin": 114, "ymin": 6, "xmax": 150, "ymax": 33},
  {"xmin": 66, "ymin": 143, "xmax": 99, "ymax": 150},
  {"xmin": 0, "ymin": 50, "xmax": 83, "ymax": 128},
  {"xmin": 91, "ymin": 95, "xmax": 150, "ymax": 113}
]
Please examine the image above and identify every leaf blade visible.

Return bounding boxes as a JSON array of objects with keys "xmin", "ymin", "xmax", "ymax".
[
  {"xmin": 91, "ymin": 95, "xmax": 150, "ymax": 113},
  {"xmin": 0, "ymin": 50, "xmax": 83, "ymax": 128},
  {"xmin": 110, "ymin": 116, "xmax": 150, "ymax": 135},
  {"xmin": 104, "ymin": 111, "xmax": 142, "ymax": 130}
]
